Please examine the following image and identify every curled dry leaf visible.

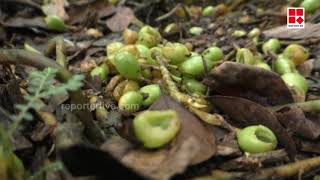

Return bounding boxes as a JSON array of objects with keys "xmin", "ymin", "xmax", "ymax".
[
  {"xmin": 275, "ymin": 107, "xmax": 320, "ymax": 140},
  {"xmin": 209, "ymin": 95, "xmax": 297, "ymax": 159},
  {"xmin": 101, "ymin": 96, "xmax": 216, "ymax": 180},
  {"xmin": 203, "ymin": 62, "xmax": 294, "ymax": 106}
]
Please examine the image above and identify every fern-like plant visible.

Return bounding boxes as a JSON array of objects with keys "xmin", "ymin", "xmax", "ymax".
[{"xmin": 10, "ymin": 67, "xmax": 84, "ymax": 132}]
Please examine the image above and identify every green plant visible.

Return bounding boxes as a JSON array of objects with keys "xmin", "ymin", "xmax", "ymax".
[
  {"xmin": 183, "ymin": 78, "xmax": 207, "ymax": 95},
  {"xmin": 236, "ymin": 48, "xmax": 256, "ymax": 65},
  {"xmin": 162, "ymin": 42, "xmax": 190, "ymax": 65},
  {"xmin": 283, "ymin": 44, "xmax": 309, "ymax": 65},
  {"xmin": 202, "ymin": 6, "xmax": 215, "ymax": 16},
  {"xmin": 133, "ymin": 110, "xmax": 181, "ymax": 148},
  {"xmin": 179, "ymin": 54, "xmax": 212, "ymax": 77},
  {"xmin": 140, "ymin": 84, "xmax": 162, "ymax": 106},
  {"xmin": 138, "ymin": 26, "xmax": 162, "ymax": 48},
  {"xmin": 202, "ymin": 47, "xmax": 224, "ymax": 62},
  {"xmin": 237, "ymin": 125, "xmax": 277, "ymax": 153},
  {"xmin": 274, "ymin": 56, "xmax": 296, "ymax": 75},
  {"xmin": 118, "ymin": 91, "xmax": 143, "ymax": 112},
  {"xmin": 114, "ymin": 51, "xmax": 141, "ymax": 80},
  {"xmin": 262, "ymin": 38, "xmax": 281, "ymax": 54},
  {"xmin": 281, "ymin": 73, "xmax": 308, "ymax": 94},
  {"xmin": 90, "ymin": 63, "xmax": 109, "ymax": 80},
  {"xmin": 44, "ymin": 15, "xmax": 66, "ymax": 31},
  {"xmin": 11, "ymin": 68, "xmax": 84, "ymax": 131},
  {"xmin": 301, "ymin": 0, "xmax": 320, "ymax": 13}
]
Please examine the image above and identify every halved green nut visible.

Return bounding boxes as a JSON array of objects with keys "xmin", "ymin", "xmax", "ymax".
[
  {"xmin": 118, "ymin": 91, "xmax": 143, "ymax": 112},
  {"xmin": 281, "ymin": 73, "xmax": 308, "ymax": 94},
  {"xmin": 262, "ymin": 38, "xmax": 281, "ymax": 54},
  {"xmin": 138, "ymin": 26, "xmax": 162, "ymax": 48},
  {"xmin": 45, "ymin": 15, "xmax": 66, "ymax": 31},
  {"xmin": 283, "ymin": 44, "xmax": 309, "ymax": 65},
  {"xmin": 202, "ymin": 6, "xmax": 215, "ymax": 16},
  {"xmin": 237, "ymin": 125, "xmax": 278, "ymax": 153},
  {"xmin": 274, "ymin": 56, "xmax": 296, "ymax": 75},
  {"xmin": 202, "ymin": 47, "xmax": 224, "ymax": 62},
  {"xmin": 236, "ymin": 48, "xmax": 256, "ymax": 65},
  {"xmin": 162, "ymin": 42, "xmax": 190, "ymax": 65},
  {"xmin": 114, "ymin": 51, "xmax": 141, "ymax": 80},
  {"xmin": 90, "ymin": 63, "xmax": 109, "ymax": 80},
  {"xmin": 133, "ymin": 110, "xmax": 181, "ymax": 148},
  {"xmin": 140, "ymin": 84, "xmax": 162, "ymax": 106}
]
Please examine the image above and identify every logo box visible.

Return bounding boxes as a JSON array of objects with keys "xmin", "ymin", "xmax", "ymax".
[{"xmin": 287, "ymin": 7, "xmax": 305, "ymax": 29}]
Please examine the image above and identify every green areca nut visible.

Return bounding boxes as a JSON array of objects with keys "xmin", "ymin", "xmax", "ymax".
[
  {"xmin": 90, "ymin": 63, "xmax": 109, "ymax": 80},
  {"xmin": 138, "ymin": 26, "xmax": 162, "ymax": 48},
  {"xmin": 114, "ymin": 51, "xmax": 141, "ymax": 79},
  {"xmin": 162, "ymin": 42, "xmax": 190, "ymax": 65},
  {"xmin": 281, "ymin": 73, "xmax": 308, "ymax": 94},
  {"xmin": 140, "ymin": 84, "xmax": 162, "ymax": 106},
  {"xmin": 118, "ymin": 91, "xmax": 143, "ymax": 112},
  {"xmin": 262, "ymin": 38, "xmax": 281, "ymax": 54},
  {"xmin": 202, "ymin": 47, "xmax": 224, "ymax": 62}
]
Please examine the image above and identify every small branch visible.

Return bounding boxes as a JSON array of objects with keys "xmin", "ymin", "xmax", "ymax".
[{"xmin": 0, "ymin": 49, "xmax": 105, "ymax": 145}]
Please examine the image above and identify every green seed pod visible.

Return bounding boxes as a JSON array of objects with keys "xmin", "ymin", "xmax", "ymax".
[
  {"xmin": 140, "ymin": 84, "xmax": 162, "ymax": 106},
  {"xmin": 255, "ymin": 62, "xmax": 271, "ymax": 71},
  {"xmin": 233, "ymin": 30, "xmax": 247, "ymax": 38},
  {"xmin": 281, "ymin": 73, "xmax": 308, "ymax": 94},
  {"xmin": 114, "ymin": 51, "xmax": 141, "ymax": 80},
  {"xmin": 138, "ymin": 26, "xmax": 162, "ymax": 48},
  {"xmin": 202, "ymin": 47, "xmax": 224, "ymax": 62},
  {"xmin": 44, "ymin": 15, "xmax": 66, "ymax": 31},
  {"xmin": 162, "ymin": 42, "xmax": 190, "ymax": 65},
  {"xmin": 236, "ymin": 48, "xmax": 256, "ymax": 65},
  {"xmin": 142, "ymin": 69, "xmax": 152, "ymax": 79},
  {"xmin": 118, "ymin": 91, "xmax": 143, "ymax": 112},
  {"xmin": 189, "ymin": 27, "xmax": 204, "ymax": 36},
  {"xmin": 202, "ymin": 6, "xmax": 215, "ymax": 16},
  {"xmin": 179, "ymin": 54, "xmax": 213, "ymax": 77},
  {"xmin": 106, "ymin": 42, "xmax": 124, "ymax": 64},
  {"xmin": 283, "ymin": 44, "xmax": 309, "ymax": 65},
  {"xmin": 274, "ymin": 56, "xmax": 296, "ymax": 75},
  {"xmin": 133, "ymin": 110, "xmax": 181, "ymax": 148},
  {"xmin": 248, "ymin": 28, "xmax": 261, "ymax": 38},
  {"xmin": 95, "ymin": 106, "xmax": 108, "ymax": 121},
  {"xmin": 262, "ymin": 38, "xmax": 281, "ymax": 54},
  {"xmin": 301, "ymin": 0, "xmax": 320, "ymax": 13},
  {"xmin": 183, "ymin": 78, "xmax": 207, "ymax": 95},
  {"xmin": 237, "ymin": 125, "xmax": 277, "ymax": 153},
  {"xmin": 90, "ymin": 63, "xmax": 109, "ymax": 80}
]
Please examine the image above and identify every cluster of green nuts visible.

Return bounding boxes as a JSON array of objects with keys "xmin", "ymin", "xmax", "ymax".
[
  {"xmin": 89, "ymin": 25, "xmax": 225, "ymax": 148},
  {"xmin": 236, "ymin": 39, "xmax": 309, "ymax": 96}
]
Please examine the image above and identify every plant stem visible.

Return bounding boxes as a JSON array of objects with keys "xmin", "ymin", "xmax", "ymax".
[{"xmin": 0, "ymin": 49, "xmax": 105, "ymax": 145}]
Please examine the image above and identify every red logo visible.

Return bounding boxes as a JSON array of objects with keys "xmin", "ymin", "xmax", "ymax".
[{"xmin": 287, "ymin": 7, "xmax": 305, "ymax": 29}]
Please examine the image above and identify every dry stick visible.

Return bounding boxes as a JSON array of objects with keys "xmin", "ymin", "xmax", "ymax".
[
  {"xmin": 0, "ymin": 49, "xmax": 105, "ymax": 145},
  {"xmin": 209, "ymin": 156, "xmax": 320, "ymax": 179},
  {"xmin": 270, "ymin": 100, "xmax": 320, "ymax": 113}
]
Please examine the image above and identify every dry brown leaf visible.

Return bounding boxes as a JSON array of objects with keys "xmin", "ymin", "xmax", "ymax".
[
  {"xmin": 106, "ymin": 7, "xmax": 135, "ymax": 32},
  {"xmin": 263, "ymin": 23, "xmax": 320, "ymax": 40},
  {"xmin": 203, "ymin": 62, "xmax": 294, "ymax": 106}
]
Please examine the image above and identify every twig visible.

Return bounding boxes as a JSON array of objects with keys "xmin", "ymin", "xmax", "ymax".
[
  {"xmin": 0, "ymin": 49, "xmax": 105, "ymax": 145},
  {"xmin": 156, "ymin": 4, "xmax": 180, "ymax": 22}
]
